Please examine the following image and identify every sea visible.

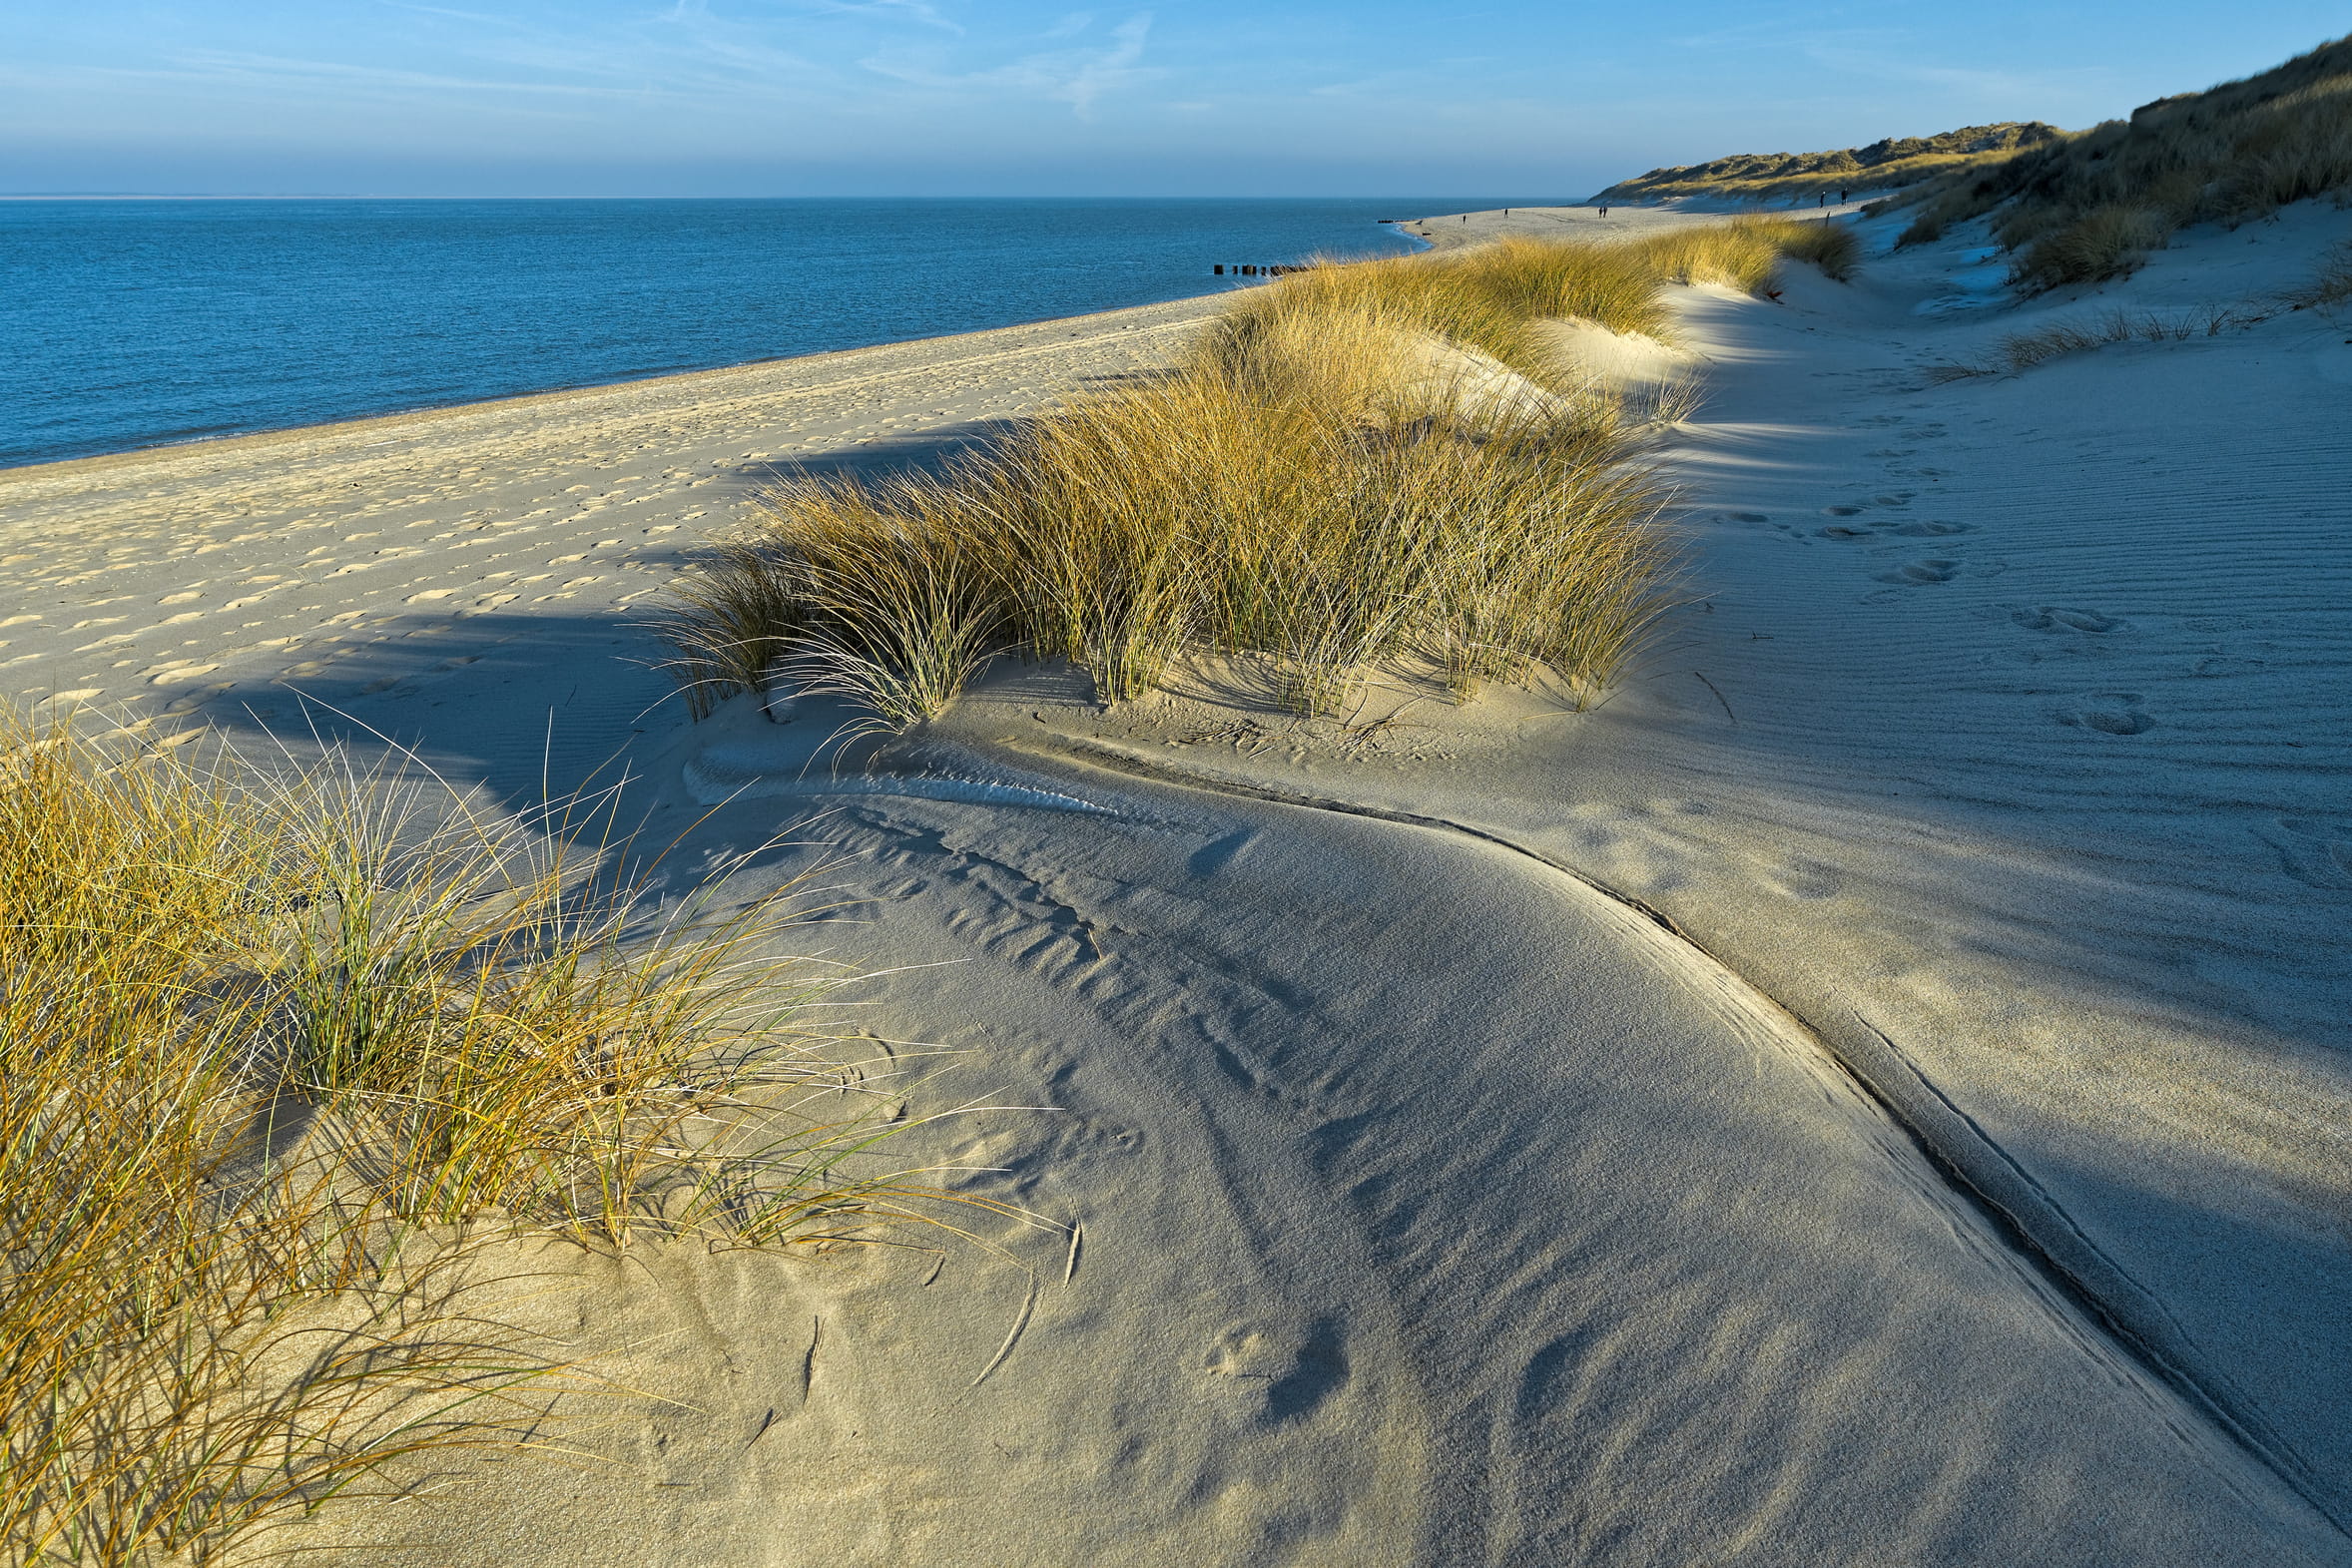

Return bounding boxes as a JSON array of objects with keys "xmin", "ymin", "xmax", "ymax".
[{"xmin": 0, "ymin": 197, "xmax": 1564, "ymax": 470}]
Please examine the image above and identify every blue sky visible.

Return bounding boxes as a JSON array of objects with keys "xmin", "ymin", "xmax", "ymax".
[{"xmin": 5, "ymin": 2, "xmax": 2345, "ymax": 197}]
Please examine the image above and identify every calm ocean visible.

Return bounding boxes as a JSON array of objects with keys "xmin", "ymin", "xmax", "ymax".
[{"xmin": 0, "ymin": 197, "xmax": 1560, "ymax": 470}]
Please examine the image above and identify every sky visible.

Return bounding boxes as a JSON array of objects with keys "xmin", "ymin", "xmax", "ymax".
[{"xmin": 4, "ymin": 2, "xmax": 2346, "ymax": 198}]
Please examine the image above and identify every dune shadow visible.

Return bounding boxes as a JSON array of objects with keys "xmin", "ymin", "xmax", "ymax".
[
  {"xmin": 184, "ymin": 607, "xmax": 684, "ymax": 810},
  {"xmin": 717, "ymin": 415, "xmax": 1031, "ymax": 490}
]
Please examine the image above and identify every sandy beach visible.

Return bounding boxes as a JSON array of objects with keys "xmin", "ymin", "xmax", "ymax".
[
  {"xmin": 7, "ymin": 201, "xmax": 2351, "ymax": 1564},
  {"xmin": 1397, "ymin": 198, "xmax": 1875, "ymax": 250},
  {"xmin": 0, "ymin": 292, "xmax": 1228, "ymax": 792}
]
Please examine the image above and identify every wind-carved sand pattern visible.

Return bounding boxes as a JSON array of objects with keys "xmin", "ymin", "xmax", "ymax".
[
  {"xmin": 1324, "ymin": 201, "xmax": 2352, "ymax": 1544},
  {"xmin": 11, "ymin": 208, "xmax": 2352, "ymax": 1567},
  {"xmin": 684, "ymin": 749, "xmax": 1119, "ymax": 816}
]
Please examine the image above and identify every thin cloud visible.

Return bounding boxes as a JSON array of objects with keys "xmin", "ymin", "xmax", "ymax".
[
  {"xmin": 373, "ymin": 0, "xmax": 522, "ymax": 24},
  {"xmin": 807, "ymin": 0, "xmax": 964, "ymax": 34},
  {"xmin": 863, "ymin": 11, "xmax": 1156, "ymax": 117},
  {"xmin": 163, "ymin": 49, "xmax": 651, "ymax": 99}
]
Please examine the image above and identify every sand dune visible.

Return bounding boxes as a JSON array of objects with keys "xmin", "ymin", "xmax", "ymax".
[{"xmin": 7, "ymin": 207, "xmax": 2351, "ymax": 1563}]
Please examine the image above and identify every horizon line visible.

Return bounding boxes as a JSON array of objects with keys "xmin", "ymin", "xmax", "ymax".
[{"xmin": 0, "ymin": 191, "xmax": 1598, "ymax": 204}]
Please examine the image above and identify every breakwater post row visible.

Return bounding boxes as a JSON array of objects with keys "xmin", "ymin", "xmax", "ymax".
[{"xmin": 1213, "ymin": 263, "xmax": 1314, "ymax": 276}]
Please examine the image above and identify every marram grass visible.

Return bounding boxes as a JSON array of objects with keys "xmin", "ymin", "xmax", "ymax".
[
  {"xmin": 1890, "ymin": 32, "xmax": 2352, "ymax": 287},
  {"xmin": 2286, "ymin": 239, "xmax": 2352, "ymax": 308},
  {"xmin": 0, "ymin": 708, "xmax": 1003, "ymax": 1567},
  {"xmin": 1921, "ymin": 302, "xmax": 2260, "ymax": 383},
  {"xmin": 657, "ymin": 221, "xmax": 1855, "ymax": 727}
]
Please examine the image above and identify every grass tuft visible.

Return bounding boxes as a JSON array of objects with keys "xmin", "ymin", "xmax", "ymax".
[
  {"xmin": 2284, "ymin": 238, "xmax": 2352, "ymax": 307},
  {"xmin": 1922, "ymin": 303, "xmax": 2261, "ymax": 382},
  {"xmin": 2009, "ymin": 205, "xmax": 2172, "ymax": 291},
  {"xmin": 657, "ymin": 221, "xmax": 1856, "ymax": 727},
  {"xmin": 0, "ymin": 707, "xmax": 988, "ymax": 1566}
]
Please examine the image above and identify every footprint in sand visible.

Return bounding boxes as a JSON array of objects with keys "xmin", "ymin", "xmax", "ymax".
[
  {"xmin": 1823, "ymin": 504, "xmax": 1869, "ymax": 517},
  {"xmin": 1877, "ymin": 559, "xmax": 1962, "ymax": 584},
  {"xmin": 1816, "ymin": 524, "xmax": 1876, "ymax": 538},
  {"xmin": 1204, "ymin": 1320, "xmax": 1350, "ymax": 1426},
  {"xmin": 1766, "ymin": 857, "xmax": 1844, "ymax": 899},
  {"xmin": 1890, "ymin": 520, "xmax": 1972, "ymax": 537},
  {"xmin": 2014, "ymin": 606, "xmax": 2122, "ymax": 633},
  {"xmin": 2056, "ymin": 693, "xmax": 2154, "ymax": 735},
  {"xmin": 163, "ymin": 683, "xmax": 233, "ymax": 715},
  {"xmin": 2258, "ymin": 817, "xmax": 2352, "ymax": 889}
]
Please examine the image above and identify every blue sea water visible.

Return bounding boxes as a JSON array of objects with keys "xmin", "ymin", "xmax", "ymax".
[{"xmin": 0, "ymin": 197, "xmax": 1559, "ymax": 470}]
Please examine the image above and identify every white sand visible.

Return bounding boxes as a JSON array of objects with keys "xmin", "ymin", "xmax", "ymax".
[
  {"xmin": 0, "ymin": 294, "xmax": 1223, "ymax": 789},
  {"xmin": 1398, "ymin": 199, "xmax": 1874, "ymax": 251},
  {"xmin": 6, "ymin": 207, "xmax": 2351, "ymax": 1564}
]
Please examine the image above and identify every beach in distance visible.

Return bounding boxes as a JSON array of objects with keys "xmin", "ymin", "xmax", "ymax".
[
  {"xmin": 8, "ymin": 64, "xmax": 2352, "ymax": 1565},
  {"xmin": 0, "ymin": 196, "xmax": 1574, "ymax": 469}
]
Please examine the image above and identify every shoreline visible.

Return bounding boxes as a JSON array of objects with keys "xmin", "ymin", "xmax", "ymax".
[
  {"xmin": 0, "ymin": 285, "xmax": 1231, "ymax": 755},
  {"xmin": 1, "ymin": 205, "xmax": 1742, "ymax": 481},
  {"xmin": 0, "ymin": 288, "xmax": 1239, "ymax": 485}
]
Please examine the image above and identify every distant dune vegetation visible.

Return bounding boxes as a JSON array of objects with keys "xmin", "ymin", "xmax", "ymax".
[
  {"xmin": 1891, "ymin": 32, "xmax": 2352, "ymax": 287},
  {"xmin": 1597, "ymin": 32, "xmax": 2352, "ymax": 294},
  {"xmin": 1591, "ymin": 123, "xmax": 2063, "ymax": 206}
]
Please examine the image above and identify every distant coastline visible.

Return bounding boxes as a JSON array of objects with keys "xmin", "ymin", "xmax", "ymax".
[
  {"xmin": 0, "ymin": 292, "xmax": 1224, "ymax": 483},
  {"xmin": 0, "ymin": 196, "xmax": 1517, "ymax": 468}
]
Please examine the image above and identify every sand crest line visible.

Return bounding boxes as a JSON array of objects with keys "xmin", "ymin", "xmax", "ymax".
[
  {"xmin": 682, "ymin": 757, "xmax": 1119, "ymax": 816},
  {"xmin": 1003, "ymin": 730, "xmax": 2344, "ymax": 1533}
]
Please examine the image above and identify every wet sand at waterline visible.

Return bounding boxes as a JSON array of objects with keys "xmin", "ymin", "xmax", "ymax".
[{"xmin": 5, "ymin": 203, "xmax": 2350, "ymax": 1564}]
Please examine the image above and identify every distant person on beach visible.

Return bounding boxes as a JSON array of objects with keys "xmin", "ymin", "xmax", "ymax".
[{"xmin": 1598, "ymin": 205, "xmax": 1608, "ymax": 218}]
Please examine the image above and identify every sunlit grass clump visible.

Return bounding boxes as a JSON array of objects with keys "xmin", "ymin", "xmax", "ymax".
[
  {"xmin": 1594, "ymin": 121, "xmax": 2063, "ymax": 206},
  {"xmin": 1208, "ymin": 218, "xmax": 1858, "ymax": 383},
  {"xmin": 659, "ymin": 220, "xmax": 1856, "ymax": 728},
  {"xmin": 673, "ymin": 336, "xmax": 1669, "ymax": 724},
  {"xmin": 0, "ymin": 707, "xmax": 969, "ymax": 1567}
]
